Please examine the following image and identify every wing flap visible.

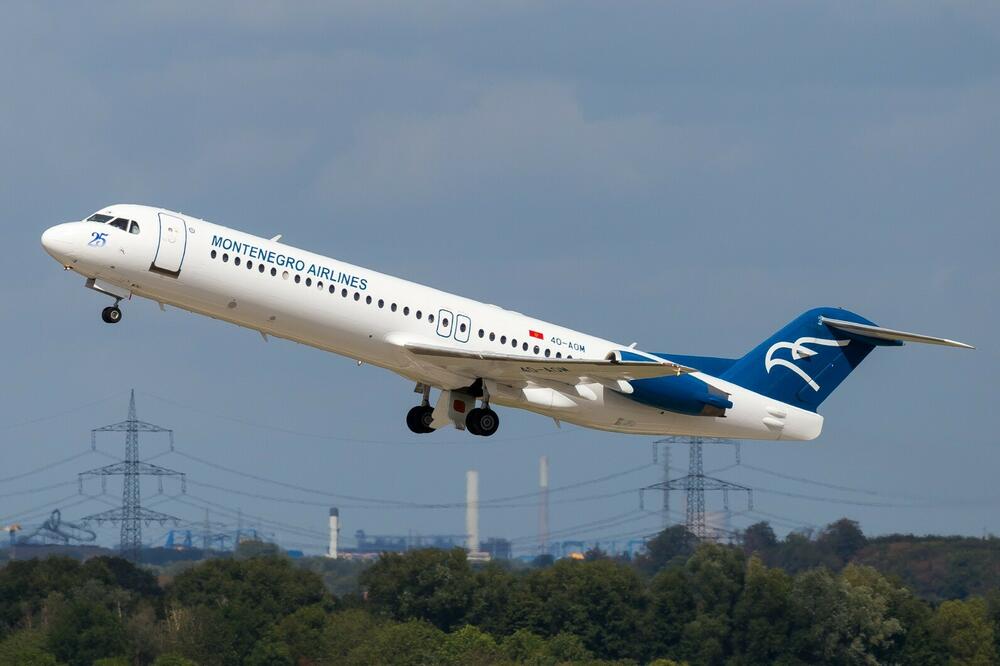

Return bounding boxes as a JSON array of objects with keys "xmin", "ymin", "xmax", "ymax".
[
  {"xmin": 402, "ymin": 342, "xmax": 695, "ymax": 384},
  {"xmin": 819, "ymin": 316, "xmax": 974, "ymax": 349}
]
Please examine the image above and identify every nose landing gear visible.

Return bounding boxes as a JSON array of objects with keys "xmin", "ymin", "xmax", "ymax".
[{"xmin": 101, "ymin": 304, "xmax": 123, "ymax": 324}]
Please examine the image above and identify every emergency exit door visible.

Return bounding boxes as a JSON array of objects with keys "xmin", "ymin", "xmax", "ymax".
[{"xmin": 151, "ymin": 213, "xmax": 188, "ymax": 274}]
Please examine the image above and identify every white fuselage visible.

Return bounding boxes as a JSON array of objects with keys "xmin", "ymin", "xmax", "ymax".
[{"xmin": 41, "ymin": 205, "xmax": 824, "ymax": 441}]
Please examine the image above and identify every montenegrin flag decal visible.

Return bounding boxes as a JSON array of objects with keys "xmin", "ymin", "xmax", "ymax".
[{"xmin": 529, "ymin": 330, "xmax": 544, "ymax": 340}]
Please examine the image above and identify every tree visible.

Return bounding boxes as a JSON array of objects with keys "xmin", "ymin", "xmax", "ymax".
[
  {"xmin": 635, "ymin": 525, "xmax": 698, "ymax": 575},
  {"xmin": 818, "ymin": 518, "xmax": 867, "ymax": 564},
  {"xmin": 360, "ymin": 549, "xmax": 476, "ymax": 631},
  {"xmin": 439, "ymin": 625, "xmax": 501, "ymax": 665},
  {"xmin": 786, "ymin": 567, "xmax": 902, "ymax": 664},
  {"xmin": 0, "ymin": 629, "xmax": 60, "ymax": 666},
  {"xmin": 344, "ymin": 620, "xmax": 445, "ymax": 666},
  {"xmin": 520, "ymin": 558, "xmax": 646, "ymax": 660},
  {"xmin": 927, "ymin": 598, "xmax": 997, "ymax": 666},
  {"xmin": 164, "ymin": 557, "xmax": 327, "ymax": 665},
  {"xmin": 742, "ymin": 522, "xmax": 777, "ymax": 555},
  {"xmin": 730, "ymin": 556, "xmax": 792, "ymax": 664},
  {"xmin": 45, "ymin": 588, "xmax": 128, "ymax": 666}
]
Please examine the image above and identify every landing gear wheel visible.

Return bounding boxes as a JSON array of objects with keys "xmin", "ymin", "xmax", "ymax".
[
  {"xmin": 465, "ymin": 408, "xmax": 484, "ymax": 436},
  {"xmin": 101, "ymin": 306, "xmax": 122, "ymax": 324},
  {"xmin": 466, "ymin": 408, "xmax": 499, "ymax": 437},
  {"xmin": 406, "ymin": 405, "xmax": 435, "ymax": 434}
]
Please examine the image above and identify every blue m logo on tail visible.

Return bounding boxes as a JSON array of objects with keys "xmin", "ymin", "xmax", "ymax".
[{"xmin": 764, "ymin": 336, "xmax": 851, "ymax": 392}]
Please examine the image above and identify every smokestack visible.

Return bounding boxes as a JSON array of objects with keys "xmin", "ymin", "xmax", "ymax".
[
  {"xmin": 466, "ymin": 470, "xmax": 479, "ymax": 554},
  {"xmin": 327, "ymin": 507, "xmax": 339, "ymax": 559},
  {"xmin": 539, "ymin": 456, "xmax": 549, "ymax": 555}
]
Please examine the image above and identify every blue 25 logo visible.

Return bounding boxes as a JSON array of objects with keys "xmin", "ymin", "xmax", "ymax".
[{"xmin": 88, "ymin": 232, "xmax": 108, "ymax": 247}]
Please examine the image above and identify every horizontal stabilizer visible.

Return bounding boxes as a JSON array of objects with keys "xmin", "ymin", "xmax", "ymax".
[
  {"xmin": 819, "ymin": 316, "xmax": 974, "ymax": 349},
  {"xmin": 403, "ymin": 342, "xmax": 694, "ymax": 385}
]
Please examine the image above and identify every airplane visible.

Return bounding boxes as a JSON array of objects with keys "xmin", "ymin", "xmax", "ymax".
[{"xmin": 41, "ymin": 205, "xmax": 973, "ymax": 441}]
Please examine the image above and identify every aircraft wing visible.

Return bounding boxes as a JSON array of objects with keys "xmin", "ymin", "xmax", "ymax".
[{"xmin": 402, "ymin": 342, "xmax": 695, "ymax": 385}]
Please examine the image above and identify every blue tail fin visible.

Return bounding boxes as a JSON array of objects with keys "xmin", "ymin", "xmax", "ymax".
[{"xmin": 721, "ymin": 307, "xmax": 884, "ymax": 411}]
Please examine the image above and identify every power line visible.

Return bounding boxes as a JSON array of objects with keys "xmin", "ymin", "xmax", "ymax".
[
  {"xmin": 2, "ymin": 393, "xmax": 120, "ymax": 432},
  {"xmin": 0, "ymin": 450, "xmax": 95, "ymax": 483},
  {"xmin": 172, "ymin": 449, "xmax": 655, "ymax": 509},
  {"xmin": 0, "ymin": 480, "xmax": 79, "ymax": 498}
]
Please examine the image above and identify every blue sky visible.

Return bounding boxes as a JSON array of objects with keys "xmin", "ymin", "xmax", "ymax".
[{"xmin": 1, "ymin": 2, "xmax": 997, "ymax": 554}]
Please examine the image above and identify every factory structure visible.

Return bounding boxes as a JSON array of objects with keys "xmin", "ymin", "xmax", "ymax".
[{"xmin": 326, "ymin": 467, "xmax": 511, "ymax": 561}]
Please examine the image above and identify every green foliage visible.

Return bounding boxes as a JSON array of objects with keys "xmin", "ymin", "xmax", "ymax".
[
  {"xmin": 0, "ymin": 526, "xmax": 997, "ymax": 666},
  {"xmin": 344, "ymin": 619, "xmax": 446, "ymax": 666},
  {"xmin": 152, "ymin": 656, "xmax": 197, "ymax": 666},
  {"xmin": 520, "ymin": 558, "xmax": 646, "ymax": 660},
  {"xmin": 163, "ymin": 556, "xmax": 328, "ymax": 665},
  {"xmin": 927, "ymin": 598, "xmax": 998, "ymax": 665},
  {"xmin": 0, "ymin": 629, "xmax": 60, "ymax": 666},
  {"xmin": 635, "ymin": 525, "xmax": 698, "ymax": 575},
  {"xmin": 45, "ymin": 583, "xmax": 129, "ymax": 666},
  {"xmin": 360, "ymin": 548, "xmax": 476, "ymax": 631}
]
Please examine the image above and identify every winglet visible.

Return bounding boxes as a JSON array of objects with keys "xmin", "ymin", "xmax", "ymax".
[{"xmin": 819, "ymin": 316, "xmax": 974, "ymax": 349}]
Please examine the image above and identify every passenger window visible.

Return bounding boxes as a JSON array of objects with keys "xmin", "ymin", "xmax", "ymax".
[
  {"xmin": 523, "ymin": 342, "xmax": 529, "ymax": 351},
  {"xmin": 247, "ymin": 261, "xmax": 253, "ymax": 270},
  {"xmin": 87, "ymin": 213, "xmax": 113, "ymax": 223},
  {"xmin": 271, "ymin": 268, "xmax": 277, "ymax": 276},
  {"xmin": 556, "ymin": 352, "xmax": 562, "ymax": 358},
  {"xmin": 489, "ymin": 332, "xmax": 495, "ymax": 341},
  {"xmin": 354, "ymin": 292, "xmax": 360, "ymax": 301},
  {"xmin": 533, "ymin": 345, "xmax": 540, "ymax": 354},
  {"xmin": 544, "ymin": 349, "xmax": 551, "ymax": 357},
  {"xmin": 500, "ymin": 335, "xmax": 506, "ymax": 344},
  {"xmin": 109, "ymin": 218, "xmax": 129, "ymax": 231},
  {"xmin": 511, "ymin": 339, "xmax": 517, "ymax": 347},
  {"xmin": 294, "ymin": 274, "xmax": 300, "ymax": 283},
  {"xmin": 259, "ymin": 264, "xmax": 265, "ymax": 273},
  {"xmin": 378, "ymin": 299, "xmax": 384, "ymax": 308},
  {"xmin": 329, "ymin": 285, "xmax": 336, "ymax": 293},
  {"xmin": 222, "ymin": 253, "xmax": 229, "ymax": 262},
  {"xmin": 403, "ymin": 306, "xmax": 409, "ymax": 315},
  {"xmin": 235, "ymin": 257, "xmax": 241, "ymax": 266},
  {"xmin": 305, "ymin": 277, "xmax": 312, "ymax": 286},
  {"xmin": 366, "ymin": 295, "xmax": 372, "ymax": 304},
  {"xmin": 342, "ymin": 289, "xmax": 348, "ymax": 297},
  {"xmin": 129, "ymin": 221, "xmax": 140, "ymax": 234},
  {"xmin": 416, "ymin": 310, "xmax": 422, "ymax": 320},
  {"xmin": 317, "ymin": 280, "xmax": 323, "ymax": 289},
  {"xmin": 211, "ymin": 250, "xmax": 217, "ymax": 259}
]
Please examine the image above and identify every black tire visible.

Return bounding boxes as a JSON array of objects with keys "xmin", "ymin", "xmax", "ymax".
[
  {"xmin": 477, "ymin": 409, "xmax": 500, "ymax": 437},
  {"xmin": 102, "ymin": 306, "xmax": 122, "ymax": 324},
  {"xmin": 406, "ymin": 405, "xmax": 435, "ymax": 434},
  {"xmin": 465, "ymin": 408, "xmax": 483, "ymax": 436}
]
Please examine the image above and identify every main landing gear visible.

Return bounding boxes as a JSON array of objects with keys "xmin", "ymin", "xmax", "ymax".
[
  {"xmin": 101, "ymin": 304, "xmax": 123, "ymax": 324},
  {"xmin": 405, "ymin": 382, "xmax": 501, "ymax": 437},
  {"xmin": 406, "ymin": 405, "xmax": 435, "ymax": 434},
  {"xmin": 465, "ymin": 407, "xmax": 499, "ymax": 437}
]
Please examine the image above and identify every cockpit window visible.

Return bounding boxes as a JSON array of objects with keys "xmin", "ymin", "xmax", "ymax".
[
  {"xmin": 129, "ymin": 221, "xmax": 140, "ymax": 234},
  {"xmin": 109, "ymin": 218, "xmax": 129, "ymax": 231},
  {"xmin": 87, "ymin": 213, "xmax": 113, "ymax": 223}
]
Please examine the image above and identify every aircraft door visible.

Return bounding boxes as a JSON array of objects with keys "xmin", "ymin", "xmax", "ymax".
[{"xmin": 151, "ymin": 213, "xmax": 188, "ymax": 274}]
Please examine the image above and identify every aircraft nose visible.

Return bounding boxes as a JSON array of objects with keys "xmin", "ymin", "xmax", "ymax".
[{"xmin": 41, "ymin": 223, "xmax": 77, "ymax": 262}]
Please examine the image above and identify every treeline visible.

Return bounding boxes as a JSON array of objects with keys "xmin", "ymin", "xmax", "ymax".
[{"xmin": 1, "ymin": 532, "xmax": 999, "ymax": 664}]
